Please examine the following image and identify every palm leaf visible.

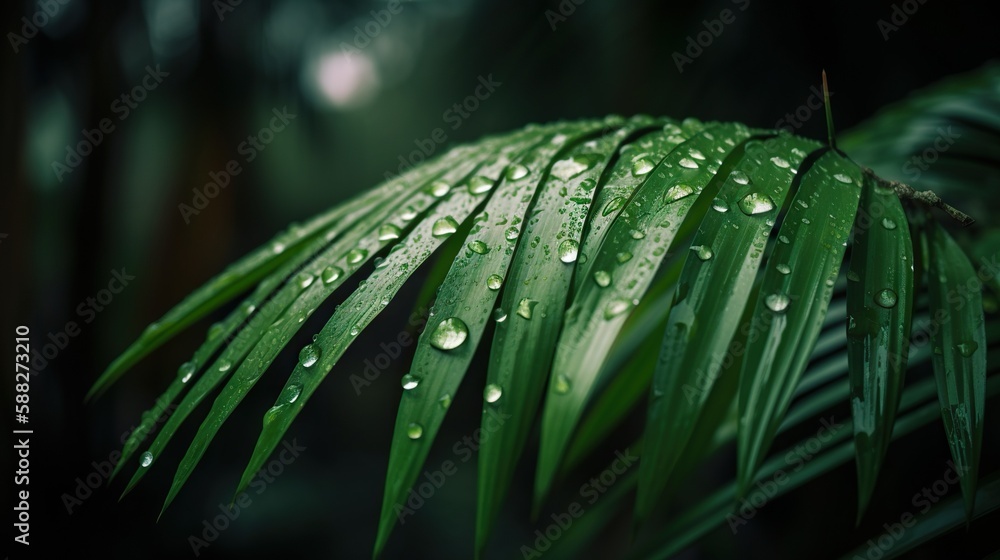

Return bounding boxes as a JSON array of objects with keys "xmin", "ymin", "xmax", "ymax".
[{"xmin": 91, "ymin": 65, "xmax": 1000, "ymax": 558}]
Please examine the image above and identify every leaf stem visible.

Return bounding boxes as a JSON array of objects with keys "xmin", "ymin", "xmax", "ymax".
[
  {"xmin": 822, "ymin": 70, "xmax": 836, "ymax": 151},
  {"xmin": 860, "ymin": 166, "xmax": 975, "ymax": 226}
]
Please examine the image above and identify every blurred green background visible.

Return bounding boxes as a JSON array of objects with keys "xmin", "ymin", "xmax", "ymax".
[{"xmin": 2, "ymin": 0, "xmax": 999, "ymax": 558}]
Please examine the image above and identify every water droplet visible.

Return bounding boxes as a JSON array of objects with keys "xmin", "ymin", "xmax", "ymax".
[
  {"xmin": 801, "ymin": 217, "xmax": 811, "ymax": 225},
  {"xmin": 580, "ymin": 178, "xmax": 597, "ymax": 191},
  {"xmin": 322, "ymin": 266, "xmax": 344, "ymax": 285},
  {"xmin": 429, "ymin": 181, "xmax": 451, "ymax": 197},
  {"xmin": 712, "ymin": 198, "xmax": 729, "ymax": 212},
  {"xmin": 271, "ymin": 241, "xmax": 286, "ymax": 254},
  {"xmin": 506, "ymin": 164, "xmax": 529, "ymax": 180},
  {"xmin": 875, "ymin": 289, "xmax": 897, "ymax": 308},
  {"xmin": 401, "ymin": 374, "xmax": 420, "ymax": 390},
  {"xmin": 299, "ymin": 344, "xmax": 321, "ymax": 367},
  {"xmin": 242, "ymin": 302, "xmax": 256, "ymax": 315},
  {"xmin": 737, "ymin": 192, "xmax": 776, "ymax": 215},
  {"xmin": 438, "ymin": 394, "xmax": 452, "ymax": 409},
  {"xmin": 551, "ymin": 155, "xmax": 597, "ymax": 181},
  {"xmin": 632, "ymin": 157, "xmax": 655, "ymax": 176},
  {"xmin": 378, "ymin": 223, "xmax": 402, "ymax": 241},
  {"xmin": 689, "ymin": 148, "xmax": 706, "ymax": 160},
  {"xmin": 776, "ymin": 263, "xmax": 791, "ymax": 275},
  {"xmin": 833, "ymin": 173, "xmax": 853, "ymax": 184},
  {"xmin": 484, "ymin": 383, "xmax": 503, "ymax": 403},
  {"xmin": 430, "ymin": 317, "xmax": 469, "ymax": 350},
  {"xmin": 399, "ymin": 206, "xmax": 417, "ymax": 221},
  {"xmin": 730, "ymin": 170, "xmax": 751, "ymax": 185},
  {"xmin": 296, "ymin": 272, "xmax": 314, "ymax": 289},
  {"xmin": 284, "ymin": 384, "xmax": 302, "ymax": 404},
  {"xmin": 616, "ymin": 251, "xmax": 632, "ymax": 263},
  {"xmin": 468, "ymin": 240, "xmax": 489, "ymax": 254},
  {"xmin": 432, "ymin": 216, "xmax": 459, "ymax": 237},
  {"xmin": 956, "ymin": 341, "xmax": 979, "ymax": 357},
  {"xmin": 407, "ymin": 423, "xmax": 424, "ymax": 439},
  {"xmin": 493, "ymin": 308, "xmax": 508, "ymax": 322},
  {"xmin": 517, "ymin": 298, "xmax": 538, "ymax": 319},
  {"xmin": 207, "ymin": 322, "xmax": 224, "ymax": 340},
  {"xmin": 468, "ymin": 176, "xmax": 495, "ymax": 194},
  {"xmin": 770, "ymin": 156, "xmax": 790, "ymax": 168},
  {"xmin": 765, "ymin": 293, "xmax": 790, "ymax": 313},
  {"xmin": 678, "ymin": 157, "xmax": 699, "ymax": 169},
  {"xmin": 778, "ymin": 235, "xmax": 790, "ymax": 244},
  {"xmin": 603, "ymin": 196, "xmax": 626, "ymax": 216},
  {"xmin": 664, "ymin": 183, "xmax": 695, "ymax": 203},
  {"xmin": 691, "ymin": 245, "xmax": 713, "ymax": 261},
  {"xmin": 593, "ymin": 270, "xmax": 611, "ymax": 287},
  {"xmin": 604, "ymin": 299, "xmax": 632, "ymax": 319},
  {"xmin": 505, "ymin": 226, "xmax": 520, "ymax": 241},
  {"xmin": 140, "ymin": 451, "xmax": 154, "ymax": 468},
  {"xmin": 347, "ymin": 248, "xmax": 368, "ymax": 264},
  {"xmin": 178, "ymin": 361, "xmax": 196, "ymax": 384},
  {"xmin": 487, "ymin": 274, "xmax": 504, "ymax": 290},
  {"xmin": 847, "ymin": 270, "xmax": 861, "ymax": 282},
  {"xmin": 881, "ymin": 218, "xmax": 897, "ymax": 230},
  {"xmin": 218, "ymin": 360, "xmax": 232, "ymax": 373},
  {"xmin": 553, "ymin": 374, "xmax": 571, "ymax": 394},
  {"xmin": 558, "ymin": 239, "xmax": 579, "ymax": 263},
  {"xmin": 350, "ymin": 325, "xmax": 361, "ymax": 336}
]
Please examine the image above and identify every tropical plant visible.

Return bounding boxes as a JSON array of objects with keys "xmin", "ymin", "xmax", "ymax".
[{"xmin": 89, "ymin": 65, "xmax": 1000, "ymax": 558}]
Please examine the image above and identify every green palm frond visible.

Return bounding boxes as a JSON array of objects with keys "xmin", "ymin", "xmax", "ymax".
[{"xmin": 92, "ymin": 65, "xmax": 1000, "ymax": 558}]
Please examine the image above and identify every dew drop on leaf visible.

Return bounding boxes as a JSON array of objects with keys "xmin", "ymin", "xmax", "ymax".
[
  {"xmin": 299, "ymin": 344, "xmax": 321, "ymax": 367},
  {"xmin": 776, "ymin": 263, "xmax": 791, "ymax": 275},
  {"xmin": 712, "ymin": 198, "xmax": 729, "ymax": 213},
  {"xmin": 632, "ymin": 157, "xmax": 655, "ymax": 176},
  {"xmin": 378, "ymin": 223, "xmax": 401, "ymax": 241},
  {"xmin": 517, "ymin": 298, "xmax": 538, "ymax": 319},
  {"xmin": 558, "ymin": 239, "xmax": 579, "ymax": 263},
  {"xmin": 468, "ymin": 176, "xmax": 495, "ymax": 194},
  {"xmin": 765, "ymin": 293, "xmax": 790, "ymax": 313},
  {"xmin": 178, "ymin": 361, "xmax": 195, "ymax": 384},
  {"xmin": 487, "ymin": 274, "xmax": 504, "ymax": 290},
  {"xmin": 678, "ymin": 157, "xmax": 699, "ymax": 169},
  {"xmin": 875, "ymin": 288, "xmax": 898, "ymax": 308},
  {"xmin": 664, "ymin": 183, "xmax": 695, "ymax": 204},
  {"xmin": 432, "ymin": 216, "xmax": 459, "ymax": 237},
  {"xmin": 321, "ymin": 266, "xmax": 343, "ymax": 284},
  {"xmin": 493, "ymin": 307, "xmax": 508, "ymax": 322},
  {"xmin": 833, "ymin": 173, "xmax": 853, "ymax": 184},
  {"xmin": 484, "ymin": 383, "xmax": 503, "ymax": 403},
  {"xmin": 690, "ymin": 245, "xmax": 713, "ymax": 261},
  {"xmin": 770, "ymin": 156, "xmax": 790, "ymax": 169},
  {"xmin": 429, "ymin": 181, "xmax": 451, "ymax": 198},
  {"xmin": 730, "ymin": 170, "xmax": 750, "ymax": 185},
  {"xmin": 506, "ymin": 164, "xmax": 529, "ymax": 180},
  {"xmin": 881, "ymin": 218, "xmax": 897, "ymax": 230},
  {"xmin": 468, "ymin": 240, "xmax": 489, "ymax": 254},
  {"xmin": 430, "ymin": 317, "xmax": 469, "ymax": 350},
  {"xmin": 296, "ymin": 272, "xmax": 314, "ymax": 289},
  {"xmin": 604, "ymin": 299, "xmax": 632, "ymax": 319},
  {"xmin": 438, "ymin": 394, "xmax": 452, "ymax": 409},
  {"xmin": 593, "ymin": 270, "xmax": 611, "ymax": 287},
  {"xmin": 140, "ymin": 451, "xmax": 153, "ymax": 468},
  {"xmin": 505, "ymin": 226, "xmax": 520, "ymax": 241},
  {"xmin": 737, "ymin": 192, "xmax": 776, "ymax": 215},
  {"xmin": 956, "ymin": 341, "xmax": 979, "ymax": 357},
  {"xmin": 603, "ymin": 196, "xmax": 626, "ymax": 216},
  {"xmin": 347, "ymin": 248, "xmax": 367, "ymax": 264},
  {"xmin": 401, "ymin": 374, "xmax": 420, "ymax": 390},
  {"xmin": 407, "ymin": 423, "xmax": 424, "ymax": 439},
  {"xmin": 553, "ymin": 374, "xmax": 571, "ymax": 394}
]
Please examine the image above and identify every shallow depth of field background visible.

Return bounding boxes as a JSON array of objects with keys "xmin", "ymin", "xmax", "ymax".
[{"xmin": 2, "ymin": 0, "xmax": 999, "ymax": 558}]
